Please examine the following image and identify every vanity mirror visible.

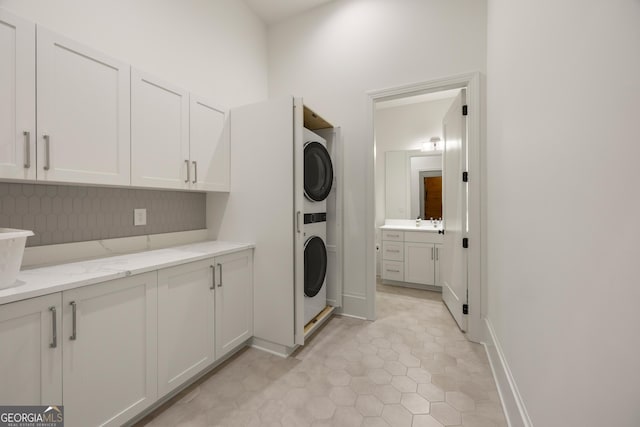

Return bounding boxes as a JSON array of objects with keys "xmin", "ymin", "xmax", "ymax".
[{"xmin": 385, "ymin": 150, "xmax": 442, "ymax": 220}]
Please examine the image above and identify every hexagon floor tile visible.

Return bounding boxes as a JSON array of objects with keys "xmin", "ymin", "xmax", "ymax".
[{"xmin": 135, "ymin": 284, "xmax": 507, "ymax": 427}]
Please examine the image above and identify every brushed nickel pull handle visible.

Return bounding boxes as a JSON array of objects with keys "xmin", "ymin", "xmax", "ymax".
[
  {"xmin": 387, "ymin": 269, "xmax": 400, "ymax": 273},
  {"xmin": 43, "ymin": 134, "xmax": 50, "ymax": 170},
  {"xmin": 49, "ymin": 306, "xmax": 57, "ymax": 348},
  {"xmin": 210, "ymin": 265, "xmax": 215, "ymax": 290},
  {"xmin": 192, "ymin": 161, "xmax": 197, "ymax": 184},
  {"xmin": 436, "ymin": 247, "xmax": 439, "ymax": 261},
  {"xmin": 23, "ymin": 131, "xmax": 31, "ymax": 168},
  {"xmin": 217, "ymin": 263, "xmax": 223, "ymax": 288},
  {"xmin": 387, "ymin": 249, "xmax": 400, "ymax": 253},
  {"xmin": 296, "ymin": 211, "xmax": 301, "ymax": 233},
  {"xmin": 431, "ymin": 247, "xmax": 434, "ymax": 260},
  {"xmin": 69, "ymin": 301, "xmax": 77, "ymax": 341},
  {"xmin": 184, "ymin": 159, "xmax": 190, "ymax": 183}
]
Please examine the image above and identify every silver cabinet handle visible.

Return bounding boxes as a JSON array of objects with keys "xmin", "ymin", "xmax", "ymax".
[
  {"xmin": 435, "ymin": 248, "xmax": 439, "ymax": 261},
  {"xmin": 431, "ymin": 247, "xmax": 434, "ymax": 260},
  {"xmin": 296, "ymin": 211, "xmax": 301, "ymax": 233},
  {"xmin": 23, "ymin": 131, "xmax": 31, "ymax": 168},
  {"xmin": 386, "ymin": 269, "xmax": 400, "ymax": 273},
  {"xmin": 69, "ymin": 301, "xmax": 77, "ymax": 341},
  {"xmin": 192, "ymin": 161, "xmax": 197, "ymax": 184},
  {"xmin": 43, "ymin": 134, "xmax": 50, "ymax": 170},
  {"xmin": 217, "ymin": 263, "xmax": 223, "ymax": 287},
  {"xmin": 49, "ymin": 306, "xmax": 57, "ymax": 348},
  {"xmin": 387, "ymin": 249, "xmax": 400, "ymax": 253},
  {"xmin": 184, "ymin": 159, "xmax": 190, "ymax": 183},
  {"xmin": 388, "ymin": 234, "xmax": 399, "ymax": 238},
  {"xmin": 209, "ymin": 265, "xmax": 215, "ymax": 290}
]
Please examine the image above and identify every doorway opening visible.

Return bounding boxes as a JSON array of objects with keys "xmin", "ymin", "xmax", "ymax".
[{"xmin": 365, "ymin": 73, "xmax": 483, "ymax": 343}]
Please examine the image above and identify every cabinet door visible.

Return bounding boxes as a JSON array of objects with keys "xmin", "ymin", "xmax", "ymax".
[
  {"xmin": 62, "ymin": 273, "xmax": 157, "ymax": 427},
  {"xmin": 404, "ymin": 242, "xmax": 435, "ymax": 285},
  {"xmin": 131, "ymin": 70, "xmax": 189, "ymax": 189},
  {"xmin": 0, "ymin": 10, "xmax": 36, "ymax": 180},
  {"xmin": 190, "ymin": 95, "xmax": 229, "ymax": 191},
  {"xmin": 158, "ymin": 259, "xmax": 215, "ymax": 396},
  {"xmin": 37, "ymin": 28, "xmax": 130, "ymax": 185},
  {"xmin": 434, "ymin": 244, "xmax": 443, "ymax": 287},
  {"xmin": 215, "ymin": 249, "xmax": 253, "ymax": 359},
  {"xmin": 0, "ymin": 293, "xmax": 62, "ymax": 405}
]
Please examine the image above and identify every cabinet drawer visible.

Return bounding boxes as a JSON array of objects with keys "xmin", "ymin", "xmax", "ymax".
[
  {"xmin": 382, "ymin": 230, "xmax": 404, "ymax": 241},
  {"xmin": 382, "ymin": 260, "xmax": 404, "ymax": 281},
  {"xmin": 382, "ymin": 241, "xmax": 404, "ymax": 261}
]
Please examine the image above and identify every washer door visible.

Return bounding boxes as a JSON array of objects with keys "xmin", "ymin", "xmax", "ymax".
[
  {"xmin": 304, "ymin": 236, "xmax": 327, "ymax": 297},
  {"xmin": 304, "ymin": 141, "xmax": 334, "ymax": 202}
]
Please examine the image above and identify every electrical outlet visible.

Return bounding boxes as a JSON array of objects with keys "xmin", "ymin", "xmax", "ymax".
[{"xmin": 134, "ymin": 208, "xmax": 147, "ymax": 226}]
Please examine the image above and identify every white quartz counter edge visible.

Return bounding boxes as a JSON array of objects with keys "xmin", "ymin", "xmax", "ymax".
[
  {"xmin": 0, "ymin": 241, "xmax": 255, "ymax": 306},
  {"xmin": 379, "ymin": 225, "xmax": 442, "ymax": 232}
]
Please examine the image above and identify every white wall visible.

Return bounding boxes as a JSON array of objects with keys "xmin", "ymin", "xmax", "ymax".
[
  {"xmin": 486, "ymin": 0, "xmax": 640, "ymax": 426},
  {"xmin": 268, "ymin": 0, "xmax": 487, "ymax": 317},
  {"xmin": 0, "ymin": 0, "xmax": 268, "ymax": 108}
]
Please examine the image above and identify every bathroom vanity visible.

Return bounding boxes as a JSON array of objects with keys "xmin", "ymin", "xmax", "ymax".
[{"xmin": 380, "ymin": 221, "xmax": 444, "ymax": 290}]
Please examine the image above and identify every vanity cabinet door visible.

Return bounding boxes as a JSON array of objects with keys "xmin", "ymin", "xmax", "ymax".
[
  {"xmin": 0, "ymin": 10, "xmax": 36, "ymax": 180},
  {"xmin": 0, "ymin": 293, "xmax": 62, "ymax": 405},
  {"xmin": 404, "ymin": 242, "xmax": 435, "ymax": 285},
  {"xmin": 62, "ymin": 272, "xmax": 157, "ymax": 427},
  {"xmin": 157, "ymin": 259, "xmax": 215, "ymax": 396}
]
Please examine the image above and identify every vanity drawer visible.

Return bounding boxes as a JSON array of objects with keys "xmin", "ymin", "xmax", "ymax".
[
  {"xmin": 382, "ymin": 260, "xmax": 404, "ymax": 281},
  {"xmin": 382, "ymin": 241, "xmax": 404, "ymax": 261},
  {"xmin": 404, "ymin": 230, "xmax": 443, "ymax": 244},
  {"xmin": 382, "ymin": 230, "xmax": 404, "ymax": 241}
]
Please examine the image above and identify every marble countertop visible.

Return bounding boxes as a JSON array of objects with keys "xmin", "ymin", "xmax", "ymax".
[
  {"xmin": 0, "ymin": 240, "xmax": 254, "ymax": 306},
  {"xmin": 380, "ymin": 224, "xmax": 442, "ymax": 232}
]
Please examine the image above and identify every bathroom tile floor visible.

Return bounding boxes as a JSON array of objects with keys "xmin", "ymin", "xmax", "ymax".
[{"xmin": 136, "ymin": 284, "xmax": 507, "ymax": 427}]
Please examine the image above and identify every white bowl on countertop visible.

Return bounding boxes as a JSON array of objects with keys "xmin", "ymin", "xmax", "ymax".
[{"xmin": 0, "ymin": 228, "xmax": 34, "ymax": 289}]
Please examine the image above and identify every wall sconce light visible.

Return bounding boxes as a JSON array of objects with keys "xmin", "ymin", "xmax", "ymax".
[{"xmin": 422, "ymin": 136, "xmax": 441, "ymax": 151}]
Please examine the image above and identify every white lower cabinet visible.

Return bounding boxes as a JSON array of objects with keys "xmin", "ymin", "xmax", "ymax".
[
  {"xmin": 158, "ymin": 259, "xmax": 215, "ymax": 396},
  {"xmin": 62, "ymin": 272, "xmax": 158, "ymax": 427},
  {"xmin": 381, "ymin": 229, "xmax": 443, "ymax": 287},
  {"xmin": 0, "ymin": 293, "xmax": 62, "ymax": 405},
  {"xmin": 215, "ymin": 250, "xmax": 253, "ymax": 359}
]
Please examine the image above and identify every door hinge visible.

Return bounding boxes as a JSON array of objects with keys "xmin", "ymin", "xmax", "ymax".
[
  {"xmin": 462, "ymin": 105, "xmax": 468, "ymax": 116},
  {"xmin": 462, "ymin": 237, "xmax": 469, "ymax": 248},
  {"xmin": 463, "ymin": 304, "xmax": 469, "ymax": 315},
  {"xmin": 462, "ymin": 171, "xmax": 468, "ymax": 182}
]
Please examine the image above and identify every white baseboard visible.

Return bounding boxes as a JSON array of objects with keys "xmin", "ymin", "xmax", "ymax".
[
  {"xmin": 483, "ymin": 318, "xmax": 533, "ymax": 427},
  {"xmin": 342, "ymin": 293, "xmax": 368, "ymax": 318},
  {"xmin": 250, "ymin": 337, "xmax": 297, "ymax": 358}
]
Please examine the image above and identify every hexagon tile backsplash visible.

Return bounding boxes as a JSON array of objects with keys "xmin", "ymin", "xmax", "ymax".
[{"xmin": 0, "ymin": 182, "xmax": 206, "ymax": 247}]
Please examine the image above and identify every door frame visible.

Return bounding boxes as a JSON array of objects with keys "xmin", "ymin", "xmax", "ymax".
[{"xmin": 365, "ymin": 72, "xmax": 483, "ymax": 343}]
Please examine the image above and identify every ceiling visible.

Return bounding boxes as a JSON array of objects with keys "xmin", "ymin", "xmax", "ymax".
[{"xmin": 244, "ymin": 0, "xmax": 335, "ymax": 25}]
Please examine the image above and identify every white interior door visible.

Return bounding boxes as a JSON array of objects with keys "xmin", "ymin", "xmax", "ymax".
[
  {"xmin": 0, "ymin": 10, "xmax": 36, "ymax": 180},
  {"xmin": 441, "ymin": 90, "xmax": 468, "ymax": 331}
]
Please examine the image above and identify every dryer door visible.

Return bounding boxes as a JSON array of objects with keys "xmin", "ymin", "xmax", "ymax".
[
  {"xmin": 304, "ymin": 142, "xmax": 334, "ymax": 202},
  {"xmin": 304, "ymin": 236, "xmax": 328, "ymax": 297}
]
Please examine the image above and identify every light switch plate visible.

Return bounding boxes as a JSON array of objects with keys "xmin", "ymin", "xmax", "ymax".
[{"xmin": 134, "ymin": 208, "xmax": 147, "ymax": 226}]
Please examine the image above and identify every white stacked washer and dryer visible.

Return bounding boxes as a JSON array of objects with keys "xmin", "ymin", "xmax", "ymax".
[{"xmin": 303, "ymin": 128, "xmax": 334, "ymax": 325}]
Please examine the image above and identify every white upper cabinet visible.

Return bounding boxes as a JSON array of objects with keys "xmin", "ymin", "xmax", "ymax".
[
  {"xmin": 189, "ymin": 96, "xmax": 229, "ymax": 191},
  {"xmin": 131, "ymin": 70, "xmax": 190, "ymax": 189},
  {"xmin": 0, "ymin": 10, "xmax": 35, "ymax": 180},
  {"xmin": 37, "ymin": 28, "xmax": 131, "ymax": 186}
]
